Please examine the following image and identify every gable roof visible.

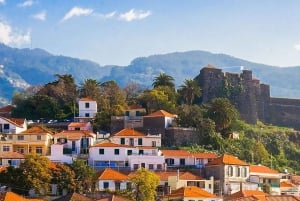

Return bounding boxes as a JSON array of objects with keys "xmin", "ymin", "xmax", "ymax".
[
  {"xmin": 0, "ymin": 191, "xmax": 43, "ymax": 201},
  {"xmin": 0, "ymin": 151, "xmax": 25, "ymax": 159},
  {"xmin": 192, "ymin": 152, "xmax": 218, "ymax": 159},
  {"xmin": 281, "ymin": 181, "xmax": 296, "ymax": 188},
  {"xmin": 80, "ymin": 97, "xmax": 95, "ymax": 101},
  {"xmin": 128, "ymin": 104, "xmax": 145, "ymax": 110},
  {"xmin": 0, "ymin": 117, "xmax": 25, "ymax": 127},
  {"xmin": 52, "ymin": 192, "xmax": 93, "ymax": 201},
  {"xmin": 179, "ymin": 172, "xmax": 204, "ymax": 180},
  {"xmin": 54, "ymin": 130, "xmax": 95, "ymax": 140},
  {"xmin": 230, "ymin": 190, "xmax": 269, "ymax": 200},
  {"xmin": 206, "ymin": 154, "xmax": 248, "ymax": 166},
  {"xmin": 21, "ymin": 126, "xmax": 54, "ymax": 135},
  {"xmin": 265, "ymin": 195, "xmax": 300, "ymax": 201},
  {"xmin": 167, "ymin": 186, "xmax": 217, "ymax": 198},
  {"xmin": 68, "ymin": 122, "xmax": 90, "ymax": 127},
  {"xmin": 97, "ymin": 168, "xmax": 128, "ymax": 181},
  {"xmin": 161, "ymin": 149, "xmax": 191, "ymax": 157},
  {"xmin": 144, "ymin": 110, "xmax": 176, "ymax": 118},
  {"xmin": 0, "ymin": 105, "xmax": 14, "ymax": 113},
  {"xmin": 155, "ymin": 171, "xmax": 203, "ymax": 181},
  {"xmin": 113, "ymin": 128, "xmax": 146, "ymax": 137},
  {"xmin": 249, "ymin": 165, "xmax": 279, "ymax": 174}
]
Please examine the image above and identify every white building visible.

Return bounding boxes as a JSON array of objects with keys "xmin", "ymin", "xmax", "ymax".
[
  {"xmin": 96, "ymin": 168, "xmax": 129, "ymax": 191},
  {"xmin": 0, "ymin": 117, "xmax": 27, "ymax": 134},
  {"xmin": 76, "ymin": 97, "xmax": 97, "ymax": 122}
]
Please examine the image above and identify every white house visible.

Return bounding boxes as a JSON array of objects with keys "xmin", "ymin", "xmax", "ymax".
[
  {"xmin": 110, "ymin": 128, "xmax": 161, "ymax": 147},
  {"xmin": 68, "ymin": 122, "xmax": 92, "ymax": 131},
  {"xmin": 0, "ymin": 117, "xmax": 27, "ymax": 134},
  {"xmin": 143, "ymin": 110, "xmax": 177, "ymax": 129},
  {"xmin": 161, "ymin": 150, "xmax": 195, "ymax": 167},
  {"xmin": 78, "ymin": 97, "xmax": 97, "ymax": 119},
  {"xmin": 0, "ymin": 151, "xmax": 25, "ymax": 167},
  {"xmin": 48, "ymin": 144, "xmax": 74, "ymax": 164},
  {"xmin": 124, "ymin": 105, "xmax": 146, "ymax": 128},
  {"xmin": 88, "ymin": 141, "xmax": 165, "ymax": 171},
  {"xmin": 96, "ymin": 168, "xmax": 129, "ymax": 191}
]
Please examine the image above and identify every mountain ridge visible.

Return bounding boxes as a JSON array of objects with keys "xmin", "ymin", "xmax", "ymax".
[{"xmin": 0, "ymin": 43, "xmax": 300, "ymax": 105}]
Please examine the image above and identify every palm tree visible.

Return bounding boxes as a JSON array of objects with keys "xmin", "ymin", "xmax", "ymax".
[
  {"xmin": 178, "ymin": 79, "xmax": 201, "ymax": 105},
  {"xmin": 79, "ymin": 79, "xmax": 101, "ymax": 99},
  {"xmin": 152, "ymin": 72, "xmax": 175, "ymax": 89}
]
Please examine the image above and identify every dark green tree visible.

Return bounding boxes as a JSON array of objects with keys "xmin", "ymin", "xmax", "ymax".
[
  {"xmin": 178, "ymin": 79, "xmax": 201, "ymax": 105},
  {"xmin": 0, "ymin": 166, "xmax": 28, "ymax": 195},
  {"xmin": 152, "ymin": 72, "xmax": 175, "ymax": 89},
  {"xmin": 79, "ymin": 79, "xmax": 101, "ymax": 101}
]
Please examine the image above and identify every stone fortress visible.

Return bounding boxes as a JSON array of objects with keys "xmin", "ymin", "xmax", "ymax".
[{"xmin": 195, "ymin": 64, "xmax": 300, "ymax": 130}]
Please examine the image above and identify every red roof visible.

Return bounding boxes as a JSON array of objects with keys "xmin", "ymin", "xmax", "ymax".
[
  {"xmin": 21, "ymin": 126, "xmax": 54, "ymax": 135},
  {"xmin": 0, "ymin": 117, "xmax": 25, "ymax": 127},
  {"xmin": 161, "ymin": 149, "xmax": 191, "ymax": 157},
  {"xmin": 144, "ymin": 110, "xmax": 176, "ymax": 118},
  {"xmin": 166, "ymin": 186, "xmax": 217, "ymax": 198},
  {"xmin": 206, "ymin": 154, "xmax": 248, "ymax": 166},
  {"xmin": 54, "ymin": 130, "xmax": 94, "ymax": 140},
  {"xmin": 249, "ymin": 165, "xmax": 279, "ymax": 174},
  {"xmin": 0, "ymin": 105, "xmax": 14, "ymax": 113},
  {"xmin": 229, "ymin": 190, "xmax": 268, "ymax": 201},
  {"xmin": 91, "ymin": 142, "xmax": 131, "ymax": 148},
  {"xmin": 80, "ymin": 97, "xmax": 95, "ymax": 101},
  {"xmin": 98, "ymin": 168, "xmax": 128, "ymax": 181},
  {"xmin": 0, "ymin": 192, "xmax": 43, "ymax": 201},
  {"xmin": 0, "ymin": 151, "xmax": 25, "ymax": 159},
  {"xmin": 113, "ymin": 128, "xmax": 146, "ymax": 137}
]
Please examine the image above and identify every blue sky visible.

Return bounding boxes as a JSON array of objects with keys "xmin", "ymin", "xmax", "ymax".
[{"xmin": 0, "ymin": 0, "xmax": 300, "ymax": 67}]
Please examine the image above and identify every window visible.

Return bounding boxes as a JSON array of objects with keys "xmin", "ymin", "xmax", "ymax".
[
  {"xmin": 37, "ymin": 135, "xmax": 41, "ymax": 141},
  {"xmin": 138, "ymin": 138, "xmax": 143, "ymax": 146},
  {"xmin": 139, "ymin": 150, "xmax": 144, "ymax": 155},
  {"xmin": 129, "ymin": 138, "xmax": 134, "ymax": 146},
  {"xmin": 180, "ymin": 158, "xmax": 185, "ymax": 165},
  {"xmin": 136, "ymin": 111, "xmax": 140, "ymax": 116},
  {"xmin": 103, "ymin": 182, "xmax": 109, "ymax": 189},
  {"xmin": 115, "ymin": 182, "xmax": 121, "ymax": 190},
  {"xmin": 75, "ymin": 127, "xmax": 80, "ymax": 130},
  {"xmin": 114, "ymin": 149, "xmax": 120, "ymax": 155},
  {"xmin": 85, "ymin": 113, "xmax": 90, "ymax": 117},
  {"xmin": 8, "ymin": 135, "xmax": 12, "ymax": 140},
  {"xmin": 125, "ymin": 111, "xmax": 129, "ymax": 116},
  {"xmin": 149, "ymin": 164, "xmax": 154, "ymax": 169},
  {"xmin": 152, "ymin": 141, "xmax": 156, "ymax": 147},
  {"xmin": 17, "ymin": 135, "xmax": 24, "ymax": 140},
  {"xmin": 17, "ymin": 147, "xmax": 24, "ymax": 154},
  {"xmin": 99, "ymin": 149, "xmax": 104, "ymax": 155},
  {"xmin": 127, "ymin": 150, "xmax": 132, "ymax": 155},
  {"xmin": 85, "ymin": 102, "xmax": 90, "ymax": 108},
  {"xmin": 3, "ymin": 124, "xmax": 9, "ymax": 129},
  {"xmin": 242, "ymin": 167, "xmax": 247, "ymax": 177},
  {"xmin": 165, "ymin": 158, "xmax": 175, "ymax": 166},
  {"xmin": 3, "ymin": 146, "xmax": 9, "ymax": 152},
  {"xmin": 236, "ymin": 167, "xmax": 241, "ymax": 177},
  {"xmin": 36, "ymin": 147, "xmax": 42, "ymax": 154},
  {"xmin": 157, "ymin": 164, "xmax": 162, "ymax": 170},
  {"xmin": 133, "ymin": 164, "xmax": 139, "ymax": 170},
  {"xmin": 120, "ymin": 138, "xmax": 125, "ymax": 145},
  {"xmin": 228, "ymin": 166, "xmax": 233, "ymax": 177}
]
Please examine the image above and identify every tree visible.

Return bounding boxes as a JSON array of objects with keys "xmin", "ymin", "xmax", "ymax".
[
  {"xmin": 152, "ymin": 72, "xmax": 175, "ymax": 89},
  {"xmin": 0, "ymin": 166, "xmax": 28, "ymax": 195},
  {"xmin": 206, "ymin": 98, "xmax": 239, "ymax": 134},
  {"xmin": 129, "ymin": 168, "xmax": 160, "ymax": 201},
  {"xmin": 70, "ymin": 159, "xmax": 96, "ymax": 194},
  {"xmin": 19, "ymin": 153, "xmax": 52, "ymax": 195},
  {"xmin": 253, "ymin": 141, "xmax": 270, "ymax": 165},
  {"xmin": 79, "ymin": 79, "xmax": 101, "ymax": 100},
  {"xmin": 123, "ymin": 81, "xmax": 144, "ymax": 105},
  {"xmin": 178, "ymin": 79, "xmax": 201, "ymax": 105},
  {"xmin": 51, "ymin": 163, "xmax": 76, "ymax": 195}
]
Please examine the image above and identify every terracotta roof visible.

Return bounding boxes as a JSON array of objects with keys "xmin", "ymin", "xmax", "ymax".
[
  {"xmin": 0, "ymin": 151, "xmax": 25, "ymax": 159},
  {"xmin": 128, "ymin": 104, "xmax": 145, "ymax": 110},
  {"xmin": 91, "ymin": 142, "xmax": 131, "ymax": 148},
  {"xmin": 265, "ymin": 195, "xmax": 300, "ymax": 201},
  {"xmin": 228, "ymin": 196, "xmax": 259, "ymax": 201},
  {"xmin": 166, "ymin": 186, "xmax": 217, "ymax": 198},
  {"xmin": 180, "ymin": 172, "xmax": 204, "ymax": 180},
  {"xmin": 250, "ymin": 165, "xmax": 279, "ymax": 174},
  {"xmin": 291, "ymin": 175, "xmax": 300, "ymax": 185},
  {"xmin": 155, "ymin": 171, "xmax": 179, "ymax": 181},
  {"xmin": 80, "ymin": 97, "xmax": 95, "ymax": 101},
  {"xmin": 155, "ymin": 171, "xmax": 203, "ymax": 181},
  {"xmin": 229, "ymin": 190, "xmax": 268, "ymax": 201},
  {"xmin": 54, "ymin": 130, "xmax": 95, "ymax": 140},
  {"xmin": 97, "ymin": 168, "xmax": 128, "ymax": 181},
  {"xmin": 0, "ymin": 105, "xmax": 14, "ymax": 113},
  {"xmin": 192, "ymin": 152, "xmax": 218, "ymax": 159},
  {"xmin": 21, "ymin": 126, "xmax": 54, "ymax": 135},
  {"xmin": 52, "ymin": 192, "xmax": 93, "ymax": 201},
  {"xmin": 161, "ymin": 150, "xmax": 191, "ymax": 157},
  {"xmin": 144, "ymin": 110, "xmax": 176, "ymax": 118},
  {"xmin": 281, "ymin": 181, "xmax": 296, "ymax": 188},
  {"xmin": 68, "ymin": 122, "xmax": 89, "ymax": 127},
  {"xmin": 206, "ymin": 154, "xmax": 248, "ymax": 166},
  {"xmin": 0, "ymin": 192, "xmax": 43, "ymax": 201},
  {"xmin": 96, "ymin": 195, "xmax": 131, "ymax": 201},
  {"xmin": 113, "ymin": 128, "xmax": 146, "ymax": 137},
  {"xmin": 0, "ymin": 117, "xmax": 25, "ymax": 127},
  {"xmin": 0, "ymin": 166, "xmax": 7, "ymax": 172}
]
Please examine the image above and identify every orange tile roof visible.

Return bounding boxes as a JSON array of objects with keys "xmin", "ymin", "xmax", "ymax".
[
  {"xmin": 0, "ymin": 166, "xmax": 7, "ymax": 173},
  {"xmin": 98, "ymin": 168, "xmax": 128, "ymax": 181},
  {"xmin": 0, "ymin": 192, "xmax": 43, "ymax": 201},
  {"xmin": 229, "ymin": 190, "xmax": 268, "ymax": 201},
  {"xmin": 155, "ymin": 171, "xmax": 203, "ymax": 181},
  {"xmin": 167, "ymin": 186, "xmax": 217, "ymax": 198},
  {"xmin": 80, "ymin": 97, "xmax": 95, "ymax": 101},
  {"xmin": 155, "ymin": 171, "xmax": 179, "ymax": 181},
  {"xmin": 0, "ymin": 105, "xmax": 14, "ymax": 113},
  {"xmin": 113, "ymin": 128, "xmax": 146, "ymax": 137},
  {"xmin": 180, "ymin": 172, "xmax": 204, "ymax": 180},
  {"xmin": 52, "ymin": 192, "xmax": 93, "ymax": 201},
  {"xmin": 128, "ymin": 104, "xmax": 145, "ymax": 110},
  {"xmin": 192, "ymin": 152, "xmax": 218, "ymax": 159},
  {"xmin": 0, "ymin": 117, "xmax": 25, "ymax": 127},
  {"xmin": 206, "ymin": 154, "xmax": 248, "ymax": 166},
  {"xmin": 91, "ymin": 142, "xmax": 131, "ymax": 148},
  {"xmin": 161, "ymin": 149, "xmax": 191, "ymax": 157},
  {"xmin": 250, "ymin": 165, "xmax": 279, "ymax": 174},
  {"xmin": 265, "ymin": 195, "xmax": 300, "ymax": 201},
  {"xmin": 144, "ymin": 110, "xmax": 176, "ymax": 118},
  {"xmin": 281, "ymin": 181, "xmax": 296, "ymax": 188},
  {"xmin": 68, "ymin": 122, "xmax": 89, "ymax": 127},
  {"xmin": 54, "ymin": 130, "xmax": 94, "ymax": 140},
  {"xmin": 21, "ymin": 126, "xmax": 54, "ymax": 135},
  {"xmin": 0, "ymin": 151, "xmax": 25, "ymax": 159},
  {"xmin": 97, "ymin": 195, "xmax": 131, "ymax": 201}
]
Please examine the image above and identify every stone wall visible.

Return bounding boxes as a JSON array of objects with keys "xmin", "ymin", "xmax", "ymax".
[{"xmin": 165, "ymin": 127, "xmax": 198, "ymax": 147}]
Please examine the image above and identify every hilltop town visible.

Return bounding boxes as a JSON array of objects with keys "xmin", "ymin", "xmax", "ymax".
[{"xmin": 0, "ymin": 65, "xmax": 300, "ymax": 201}]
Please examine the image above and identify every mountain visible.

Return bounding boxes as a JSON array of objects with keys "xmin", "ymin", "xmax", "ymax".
[{"xmin": 0, "ymin": 43, "xmax": 300, "ymax": 105}]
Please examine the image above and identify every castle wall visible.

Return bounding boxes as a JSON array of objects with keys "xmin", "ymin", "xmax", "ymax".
[{"xmin": 165, "ymin": 127, "xmax": 199, "ymax": 147}]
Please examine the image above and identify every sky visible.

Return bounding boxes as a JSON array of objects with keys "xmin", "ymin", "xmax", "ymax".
[{"xmin": 0, "ymin": 0, "xmax": 300, "ymax": 67}]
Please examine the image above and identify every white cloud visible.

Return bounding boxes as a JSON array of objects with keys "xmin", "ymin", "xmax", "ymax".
[
  {"xmin": 93, "ymin": 11, "xmax": 116, "ymax": 19},
  {"xmin": 294, "ymin": 44, "xmax": 300, "ymax": 51},
  {"xmin": 119, "ymin": 9, "xmax": 151, "ymax": 22},
  {"xmin": 61, "ymin": 6, "xmax": 93, "ymax": 22},
  {"xmin": 0, "ymin": 21, "xmax": 31, "ymax": 46},
  {"xmin": 32, "ymin": 10, "xmax": 46, "ymax": 21},
  {"xmin": 18, "ymin": 0, "xmax": 34, "ymax": 7},
  {"xmin": 0, "ymin": 0, "xmax": 5, "ymax": 5}
]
